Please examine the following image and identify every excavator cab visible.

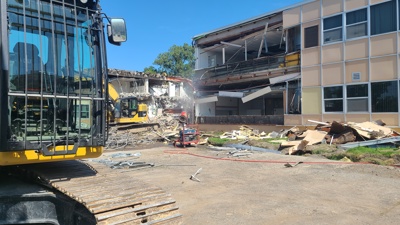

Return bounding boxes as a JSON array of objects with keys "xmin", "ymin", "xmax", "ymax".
[
  {"xmin": 107, "ymin": 82, "xmax": 149, "ymax": 125},
  {"xmin": 113, "ymin": 97, "xmax": 149, "ymax": 124},
  {"xmin": 0, "ymin": 2, "xmax": 182, "ymax": 225}
]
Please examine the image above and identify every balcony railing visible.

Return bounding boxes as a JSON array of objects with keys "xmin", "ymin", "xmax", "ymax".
[{"xmin": 200, "ymin": 52, "xmax": 300, "ymax": 80}]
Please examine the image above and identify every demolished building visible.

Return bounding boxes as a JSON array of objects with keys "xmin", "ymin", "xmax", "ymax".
[
  {"xmin": 107, "ymin": 69, "xmax": 195, "ymax": 122},
  {"xmin": 192, "ymin": 0, "xmax": 400, "ymax": 127}
]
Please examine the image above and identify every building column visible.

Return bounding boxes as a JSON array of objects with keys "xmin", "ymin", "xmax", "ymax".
[
  {"xmin": 168, "ymin": 82, "xmax": 176, "ymax": 98},
  {"xmin": 179, "ymin": 82, "xmax": 184, "ymax": 97},
  {"xmin": 144, "ymin": 78, "xmax": 149, "ymax": 94},
  {"xmin": 222, "ymin": 47, "xmax": 226, "ymax": 64}
]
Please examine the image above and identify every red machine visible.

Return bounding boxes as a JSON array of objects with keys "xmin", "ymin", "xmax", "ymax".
[{"xmin": 173, "ymin": 112, "xmax": 200, "ymax": 147}]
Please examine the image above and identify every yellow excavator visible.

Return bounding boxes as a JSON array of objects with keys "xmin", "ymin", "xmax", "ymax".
[
  {"xmin": 107, "ymin": 82, "xmax": 160, "ymax": 129},
  {"xmin": 0, "ymin": 0, "xmax": 181, "ymax": 224}
]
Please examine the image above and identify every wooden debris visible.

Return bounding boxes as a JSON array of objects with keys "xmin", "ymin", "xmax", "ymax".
[
  {"xmin": 328, "ymin": 130, "xmax": 356, "ymax": 145},
  {"xmin": 284, "ymin": 161, "xmax": 303, "ymax": 168},
  {"xmin": 347, "ymin": 121, "xmax": 393, "ymax": 139},
  {"xmin": 297, "ymin": 140, "xmax": 309, "ymax": 151},
  {"xmin": 280, "ymin": 140, "xmax": 302, "ymax": 147},
  {"xmin": 308, "ymin": 120, "xmax": 330, "ymax": 126},
  {"xmin": 190, "ymin": 168, "xmax": 202, "ymax": 182},
  {"xmin": 302, "ymin": 130, "xmax": 327, "ymax": 145},
  {"xmin": 374, "ymin": 119, "xmax": 386, "ymax": 126}
]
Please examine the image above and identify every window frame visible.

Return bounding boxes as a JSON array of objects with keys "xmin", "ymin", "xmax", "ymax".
[
  {"xmin": 323, "ymin": 81, "xmax": 400, "ymax": 114},
  {"xmin": 371, "ymin": 80, "xmax": 399, "ymax": 113},
  {"xmin": 304, "ymin": 25, "xmax": 319, "ymax": 48},
  {"xmin": 370, "ymin": 0, "xmax": 397, "ymax": 36},
  {"xmin": 323, "ymin": 14, "xmax": 343, "ymax": 44},
  {"xmin": 346, "ymin": 83, "xmax": 369, "ymax": 113},
  {"xmin": 323, "ymin": 85, "xmax": 344, "ymax": 113},
  {"xmin": 320, "ymin": 0, "xmax": 399, "ymax": 44},
  {"xmin": 345, "ymin": 7, "xmax": 368, "ymax": 40}
]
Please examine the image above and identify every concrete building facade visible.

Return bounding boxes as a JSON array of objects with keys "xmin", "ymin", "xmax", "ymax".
[{"xmin": 193, "ymin": 0, "xmax": 400, "ymax": 127}]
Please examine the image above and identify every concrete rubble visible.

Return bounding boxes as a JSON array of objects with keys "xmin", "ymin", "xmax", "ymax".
[
  {"xmin": 106, "ymin": 113, "xmax": 189, "ymax": 149},
  {"xmin": 108, "ymin": 68, "xmax": 169, "ymax": 79},
  {"xmin": 106, "ymin": 127, "xmax": 156, "ymax": 150}
]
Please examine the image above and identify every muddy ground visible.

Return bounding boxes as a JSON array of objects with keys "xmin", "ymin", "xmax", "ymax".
[{"xmin": 93, "ymin": 144, "xmax": 400, "ymax": 225}]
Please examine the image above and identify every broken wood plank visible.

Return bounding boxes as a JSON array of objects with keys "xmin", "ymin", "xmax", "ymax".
[
  {"xmin": 348, "ymin": 121, "xmax": 393, "ymax": 139},
  {"xmin": 308, "ymin": 120, "xmax": 330, "ymax": 126},
  {"xmin": 280, "ymin": 140, "xmax": 302, "ymax": 147}
]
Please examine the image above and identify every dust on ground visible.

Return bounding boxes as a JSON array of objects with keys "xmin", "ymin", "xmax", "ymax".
[{"xmin": 93, "ymin": 145, "xmax": 400, "ymax": 225}]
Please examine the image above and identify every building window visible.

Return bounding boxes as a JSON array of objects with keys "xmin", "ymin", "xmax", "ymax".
[
  {"xmin": 304, "ymin": 25, "xmax": 319, "ymax": 48},
  {"xmin": 346, "ymin": 8, "xmax": 367, "ymax": 39},
  {"xmin": 347, "ymin": 84, "xmax": 368, "ymax": 112},
  {"xmin": 75, "ymin": 105, "xmax": 90, "ymax": 118},
  {"xmin": 208, "ymin": 55, "xmax": 216, "ymax": 67},
  {"xmin": 323, "ymin": 15, "xmax": 342, "ymax": 44},
  {"xmin": 371, "ymin": 81, "xmax": 398, "ymax": 112},
  {"xmin": 324, "ymin": 86, "xmax": 343, "ymax": 112},
  {"xmin": 371, "ymin": 0, "xmax": 396, "ymax": 35},
  {"xmin": 287, "ymin": 26, "xmax": 301, "ymax": 52}
]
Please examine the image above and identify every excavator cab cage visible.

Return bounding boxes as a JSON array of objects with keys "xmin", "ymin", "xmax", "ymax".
[{"xmin": 0, "ymin": 0, "xmax": 114, "ymax": 155}]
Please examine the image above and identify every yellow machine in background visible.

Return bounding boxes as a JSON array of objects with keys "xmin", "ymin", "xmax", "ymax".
[{"xmin": 107, "ymin": 82, "xmax": 151, "ymax": 125}]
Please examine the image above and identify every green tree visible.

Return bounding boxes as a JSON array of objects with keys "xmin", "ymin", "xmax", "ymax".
[
  {"xmin": 143, "ymin": 66, "xmax": 158, "ymax": 75},
  {"xmin": 152, "ymin": 43, "xmax": 195, "ymax": 78}
]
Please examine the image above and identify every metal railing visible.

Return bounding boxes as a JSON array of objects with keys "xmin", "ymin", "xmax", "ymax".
[{"xmin": 199, "ymin": 52, "xmax": 300, "ymax": 80}]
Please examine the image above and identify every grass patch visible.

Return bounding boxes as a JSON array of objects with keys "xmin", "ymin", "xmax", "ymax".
[
  {"xmin": 346, "ymin": 146, "xmax": 399, "ymax": 157},
  {"xmin": 259, "ymin": 138, "xmax": 287, "ymax": 144},
  {"xmin": 207, "ymin": 137, "xmax": 231, "ymax": 146},
  {"xmin": 326, "ymin": 146, "xmax": 400, "ymax": 166}
]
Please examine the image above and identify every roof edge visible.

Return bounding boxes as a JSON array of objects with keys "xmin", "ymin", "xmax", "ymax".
[{"xmin": 192, "ymin": 0, "xmax": 315, "ymax": 41}]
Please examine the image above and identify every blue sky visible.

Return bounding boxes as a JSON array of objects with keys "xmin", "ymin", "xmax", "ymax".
[{"xmin": 101, "ymin": 0, "xmax": 303, "ymax": 72}]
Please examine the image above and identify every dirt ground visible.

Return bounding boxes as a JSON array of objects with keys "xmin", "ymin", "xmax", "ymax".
[{"xmin": 95, "ymin": 144, "xmax": 400, "ymax": 225}]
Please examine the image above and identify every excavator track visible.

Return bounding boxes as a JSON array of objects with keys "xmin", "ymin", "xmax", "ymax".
[{"xmin": 7, "ymin": 160, "xmax": 182, "ymax": 225}]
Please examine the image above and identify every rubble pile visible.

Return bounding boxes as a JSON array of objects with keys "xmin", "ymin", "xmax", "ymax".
[
  {"xmin": 277, "ymin": 120, "xmax": 399, "ymax": 155},
  {"xmin": 119, "ymin": 91, "xmax": 152, "ymax": 101},
  {"xmin": 106, "ymin": 128, "xmax": 156, "ymax": 150},
  {"xmin": 106, "ymin": 114, "xmax": 184, "ymax": 150},
  {"xmin": 151, "ymin": 114, "xmax": 180, "ymax": 131},
  {"xmin": 219, "ymin": 125, "xmax": 280, "ymax": 140},
  {"xmin": 108, "ymin": 69, "xmax": 168, "ymax": 79},
  {"xmin": 206, "ymin": 120, "xmax": 400, "ymax": 156}
]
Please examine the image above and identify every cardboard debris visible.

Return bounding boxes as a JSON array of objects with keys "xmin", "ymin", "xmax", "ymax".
[
  {"xmin": 280, "ymin": 130, "xmax": 326, "ymax": 154},
  {"xmin": 276, "ymin": 119, "xmax": 400, "ymax": 154},
  {"xmin": 347, "ymin": 121, "xmax": 393, "ymax": 139},
  {"xmin": 280, "ymin": 140, "xmax": 302, "ymax": 147},
  {"xmin": 302, "ymin": 130, "xmax": 327, "ymax": 145},
  {"xmin": 312, "ymin": 119, "xmax": 399, "ymax": 148}
]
